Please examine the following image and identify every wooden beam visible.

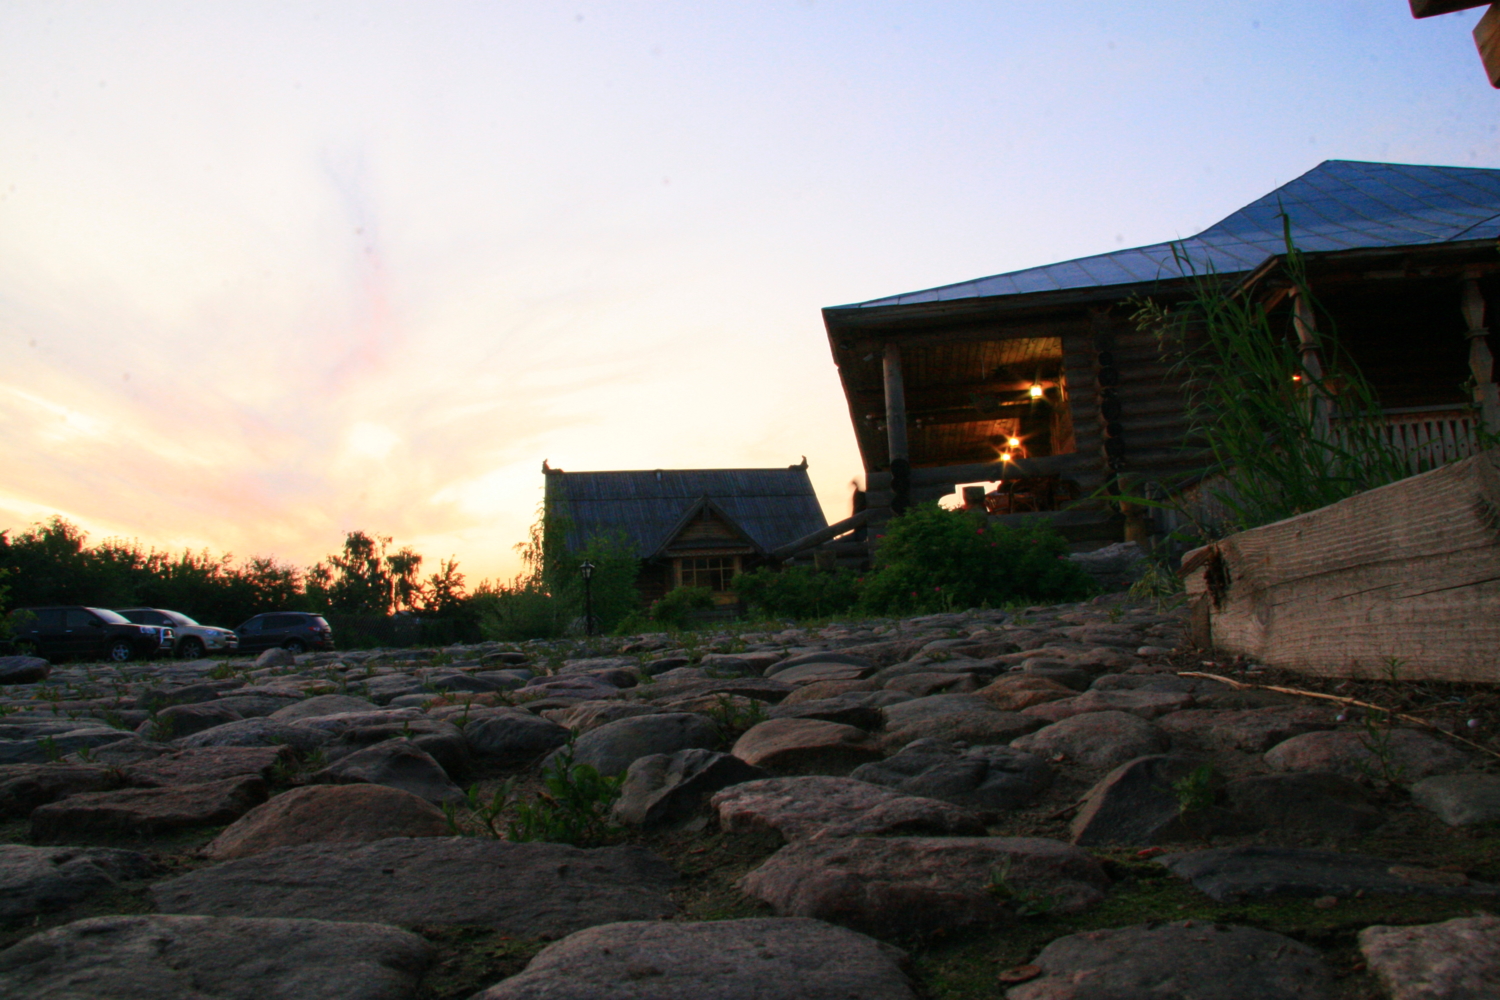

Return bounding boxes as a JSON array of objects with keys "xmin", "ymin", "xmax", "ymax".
[
  {"xmin": 1181, "ymin": 448, "xmax": 1500, "ymax": 683},
  {"xmin": 1410, "ymin": 0, "xmax": 1488, "ymax": 17},
  {"xmin": 1292, "ymin": 289, "xmax": 1332, "ymax": 441},
  {"xmin": 883, "ymin": 343, "xmax": 911, "ymax": 513},
  {"xmin": 770, "ymin": 510, "xmax": 874, "ymax": 562},
  {"xmin": 1477, "ymin": 3, "xmax": 1500, "ymax": 87}
]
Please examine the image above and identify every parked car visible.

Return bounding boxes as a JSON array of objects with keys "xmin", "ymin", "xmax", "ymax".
[
  {"xmin": 115, "ymin": 608, "xmax": 239, "ymax": 659},
  {"xmin": 235, "ymin": 612, "xmax": 334, "ymax": 654},
  {"xmin": 7, "ymin": 606, "xmax": 173, "ymax": 662}
]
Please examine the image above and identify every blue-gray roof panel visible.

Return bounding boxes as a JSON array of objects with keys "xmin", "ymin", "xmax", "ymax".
[
  {"xmin": 834, "ymin": 161, "xmax": 1500, "ymax": 310},
  {"xmin": 550, "ymin": 468, "xmax": 828, "ymax": 558}
]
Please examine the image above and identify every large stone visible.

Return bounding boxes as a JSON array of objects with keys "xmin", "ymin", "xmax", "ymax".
[
  {"xmin": 634, "ymin": 677, "xmax": 792, "ymax": 704},
  {"xmin": 0, "ymin": 726, "xmax": 135, "ymax": 765},
  {"xmin": 882, "ymin": 671, "xmax": 985, "ymax": 697},
  {"xmin": 1264, "ymin": 728, "xmax": 1471, "ymax": 783},
  {"xmin": 773, "ymin": 661, "xmax": 878, "ymax": 686},
  {"xmin": 1006, "ymin": 921, "xmax": 1335, "ymax": 1000},
  {"xmin": 136, "ymin": 683, "xmax": 223, "ymax": 711},
  {"xmin": 1022, "ymin": 688, "xmax": 1194, "ymax": 723},
  {"xmin": 0, "ymin": 844, "xmax": 156, "ymax": 921},
  {"xmin": 976, "ymin": 674, "xmax": 1076, "ymax": 711},
  {"xmin": 308, "ymin": 738, "xmax": 464, "ymax": 804},
  {"xmin": 1219, "ymin": 772, "xmax": 1386, "ymax": 838},
  {"xmin": 1157, "ymin": 706, "xmax": 1335, "ymax": 753},
  {"xmin": 765, "ymin": 693, "xmax": 888, "ymax": 730},
  {"xmin": 0, "ymin": 913, "xmax": 433, "ymax": 1000},
  {"xmin": 151, "ymin": 838, "xmax": 677, "ymax": 934},
  {"xmin": 1011, "ymin": 711, "xmax": 1169, "ymax": 772},
  {"xmin": 712, "ymin": 775, "xmax": 986, "ymax": 841},
  {"xmin": 542, "ymin": 701, "xmax": 664, "ymax": 732},
  {"xmin": 613, "ymin": 749, "xmax": 768, "ymax": 829},
  {"xmin": 731, "ymin": 718, "xmax": 882, "ymax": 775},
  {"xmin": 470, "ymin": 917, "xmax": 916, "ymax": 1000},
  {"xmin": 173, "ymin": 717, "xmax": 331, "ymax": 753},
  {"xmin": 0, "ymin": 655, "xmax": 51, "ymax": 684},
  {"xmin": 766, "ymin": 651, "xmax": 880, "ymax": 676},
  {"xmin": 123, "ymin": 745, "xmax": 293, "ymax": 788},
  {"xmin": 253, "ymin": 647, "xmax": 296, "ymax": 668},
  {"xmin": 779, "ymin": 678, "xmax": 883, "ymax": 704},
  {"xmin": 741, "ymin": 836, "xmax": 1107, "ymax": 937},
  {"xmin": 880, "ymin": 695, "xmax": 1043, "ymax": 749},
  {"xmin": 269, "ymin": 693, "xmax": 379, "ymax": 722},
  {"xmin": 204, "ymin": 784, "xmax": 449, "ymax": 860},
  {"xmin": 1410, "ymin": 773, "xmax": 1500, "ymax": 827},
  {"xmin": 850, "ymin": 739, "xmax": 1052, "ymax": 813},
  {"xmin": 136, "ymin": 702, "xmax": 244, "ymax": 740},
  {"xmin": 464, "ymin": 709, "xmax": 571, "ymax": 766},
  {"xmin": 1069, "ymin": 755, "xmax": 1203, "ymax": 847},
  {"xmin": 30, "ymin": 776, "xmax": 268, "ymax": 842},
  {"xmin": 1359, "ymin": 914, "xmax": 1500, "ymax": 1000},
  {"xmin": 212, "ymin": 693, "xmax": 304, "ymax": 718},
  {"xmin": 546, "ymin": 713, "xmax": 722, "ymax": 778},
  {"xmin": 324, "ymin": 718, "xmax": 468, "ymax": 775},
  {"xmin": 0, "ymin": 763, "xmax": 119, "ymax": 818},
  {"xmin": 1157, "ymin": 846, "xmax": 1500, "ymax": 902}
]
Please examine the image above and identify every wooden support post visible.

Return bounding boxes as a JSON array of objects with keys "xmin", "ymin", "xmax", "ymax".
[
  {"xmin": 1292, "ymin": 289, "xmax": 1331, "ymax": 440},
  {"xmin": 883, "ymin": 342, "xmax": 911, "ymax": 514},
  {"xmin": 1461, "ymin": 278, "xmax": 1500, "ymax": 435}
]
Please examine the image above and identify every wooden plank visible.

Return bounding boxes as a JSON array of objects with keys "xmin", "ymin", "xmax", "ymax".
[
  {"xmin": 1182, "ymin": 447, "xmax": 1500, "ymax": 682},
  {"xmin": 1477, "ymin": 3, "xmax": 1500, "ymax": 87},
  {"xmin": 883, "ymin": 343, "xmax": 909, "ymax": 463},
  {"xmin": 1410, "ymin": 0, "xmax": 1488, "ymax": 17},
  {"xmin": 769, "ymin": 509, "xmax": 875, "ymax": 561}
]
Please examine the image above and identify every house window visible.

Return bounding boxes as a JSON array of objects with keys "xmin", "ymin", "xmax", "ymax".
[{"xmin": 676, "ymin": 556, "xmax": 738, "ymax": 592}]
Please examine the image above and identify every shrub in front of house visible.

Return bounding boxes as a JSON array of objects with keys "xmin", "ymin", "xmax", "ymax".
[
  {"xmin": 857, "ymin": 504, "xmax": 1096, "ymax": 615},
  {"xmin": 732, "ymin": 565, "xmax": 861, "ymax": 619},
  {"xmin": 647, "ymin": 585, "xmax": 715, "ymax": 630}
]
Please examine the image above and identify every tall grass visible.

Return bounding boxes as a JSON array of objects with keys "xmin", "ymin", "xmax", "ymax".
[{"xmin": 1132, "ymin": 218, "xmax": 1411, "ymax": 537}]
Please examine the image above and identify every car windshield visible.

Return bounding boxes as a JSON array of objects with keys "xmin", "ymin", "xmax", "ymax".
[{"xmin": 88, "ymin": 608, "xmax": 131, "ymax": 625}]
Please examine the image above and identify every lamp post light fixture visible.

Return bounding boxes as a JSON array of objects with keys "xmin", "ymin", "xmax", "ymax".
[{"xmin": 579, "ymin": 560, "xmax": 596, "ymax": 637}]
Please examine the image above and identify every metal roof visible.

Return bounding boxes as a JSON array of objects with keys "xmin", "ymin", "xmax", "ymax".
[
  {"xmin": 832, "ymin": 160, "xmax": 1500, "ymax": 310},
  {"xmin": 547, "ymin": 467, "xmax": 828, "ymax": 559}
]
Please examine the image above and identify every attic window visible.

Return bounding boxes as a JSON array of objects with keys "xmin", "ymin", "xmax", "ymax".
[{"xmin": 675, "ymin": 556, "xmax": 738, "ymax": 592}]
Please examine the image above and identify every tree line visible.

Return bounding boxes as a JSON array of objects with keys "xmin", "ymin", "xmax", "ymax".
[{"xmin": 0, "ymin": 516, "xmax": 475, "ymax": 629}]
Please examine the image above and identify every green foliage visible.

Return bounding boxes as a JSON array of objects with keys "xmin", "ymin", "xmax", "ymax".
[
  {"xmin": 858, "ymin": 505, "xmax": 1096, "ymax": 615},
  {"xmin": 507, "ymin": 745, "xmax": 624, "ymax": 846},
  {"xmin": 476, "ymin": 504, "xmax": 641, "ymax": 641},
  {"xmin": 732, "ymin": 565, "xmax": 861, "ymax": 619},
  {"xmin": 444, "ymin": 780, "xmax": 517, "ymax": 838},
  {"xmin": 985, "ymin": 857, "xmax": 1057, "ymax": 918},
  {"xmin": 1127, "ymin": 221, "xmax": 1412, "ymax": 537},
  {"xmin": 0, "ymin": 564, "xmax": 13, "ymax": 640},
  {"xmin": 1172, "ymin": 764, "xmax": 1219, "ymax": 818},
  {"xmin": 647, "ymin": 586, "xmax": 715, "ymax": 630},
  {"xmin": 704, "ymin": 694, "xmax": 769, "ymax": 738},
  {"xmin": 1356, "ymin": 710, "xmax": 1407, "ymax": 786}
]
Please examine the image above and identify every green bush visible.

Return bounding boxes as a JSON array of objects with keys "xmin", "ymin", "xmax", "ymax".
[
  {"xmin": 648, "ymin": 586, "xmax": 714, "ymax": 630},
  {"xmin": 732, "ymin": 565, "xmax": 861, "ymax": 619},
  {"xmin": 858, "ymin": 505, "xmax": 1095, "ymax": 615},
  {"xmin": 474, "ymin": 583, "xmax": 566, "ymax": 642}
]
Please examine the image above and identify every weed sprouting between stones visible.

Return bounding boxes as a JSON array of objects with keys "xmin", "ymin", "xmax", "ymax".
[
  {"xmin": 704, "ymin": 695, "xmax": 768, "ymax": 739},
  {"xmin": 444, "ymin": 741, "xmax": 624, "ymax": 847}
]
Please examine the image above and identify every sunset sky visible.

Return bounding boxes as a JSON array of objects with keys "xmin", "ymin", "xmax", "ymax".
[{"xmin": 2, "ymin": 2, "xmax": 1496, "ymax": 588}]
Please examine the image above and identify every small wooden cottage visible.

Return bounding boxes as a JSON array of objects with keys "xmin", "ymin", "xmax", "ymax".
[
  {"xmin": 542, "ymin": 462, "xmax": 829, "ymax": 604},
  {"xmin": 808, "ymin": 160, "xmax": 1500, "ymax": 554}
]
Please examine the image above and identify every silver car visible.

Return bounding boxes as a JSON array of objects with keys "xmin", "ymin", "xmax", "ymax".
[{"xmin": 116, "ymin": 608, "xmax": 239, "ymax": 659}]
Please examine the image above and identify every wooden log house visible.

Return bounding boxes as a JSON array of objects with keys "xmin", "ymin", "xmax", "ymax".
[
  {"xmin": 542, "ymin": 462, "xmax": 829, "ymax": 605},
  {"xmin": 799, "ymin": 160, "xmax": 1500, "ymax": 562}
]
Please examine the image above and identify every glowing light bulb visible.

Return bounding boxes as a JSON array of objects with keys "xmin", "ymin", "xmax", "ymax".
[
  {"xmin": 1007, "ymin": 437, "xmax": 1021, "ymax": 448},
  {"xmin": 1029, "ymin": 384, "xmax": 1044, "ymax": 398},
  {"xmin": 1000, "ymin": 452, "xmax": 1013, "ymax": 463}
]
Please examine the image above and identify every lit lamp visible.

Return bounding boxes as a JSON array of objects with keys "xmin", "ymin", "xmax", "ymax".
[
  {"xmin": 579, "ymin": 560, "xmax": 596, "ymax": 637},
  {"xmin": 1029, "ymin": 383, "xmax": 1044, "ymax": 398}
]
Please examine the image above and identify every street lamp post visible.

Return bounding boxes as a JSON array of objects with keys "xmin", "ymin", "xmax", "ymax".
[{"xmin": 580, "ymin": 560, "xmax": 596, "ymax": 637}]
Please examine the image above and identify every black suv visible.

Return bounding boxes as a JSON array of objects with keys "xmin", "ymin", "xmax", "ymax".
[
  {"xmin": 8, "ymin": 606, "xmax": 173, "ymax": 662},
  {"xmin": 235, "ymin": 612, "xmax": 334, "ymax": 654}
]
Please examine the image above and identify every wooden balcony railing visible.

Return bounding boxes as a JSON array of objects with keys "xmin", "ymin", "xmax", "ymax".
[{"xmin": 1350, "ymin": 405, "xmax": 1482, "ymax": 475}]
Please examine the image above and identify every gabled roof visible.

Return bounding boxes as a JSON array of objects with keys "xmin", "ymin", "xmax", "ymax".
[
  {"xmin": 545, "ymin": 466, "xmax": 828, "ymax": 559},
  {"xmin": 830, "ymin": 160, "xmax": 1500, "ymax": 311}
]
